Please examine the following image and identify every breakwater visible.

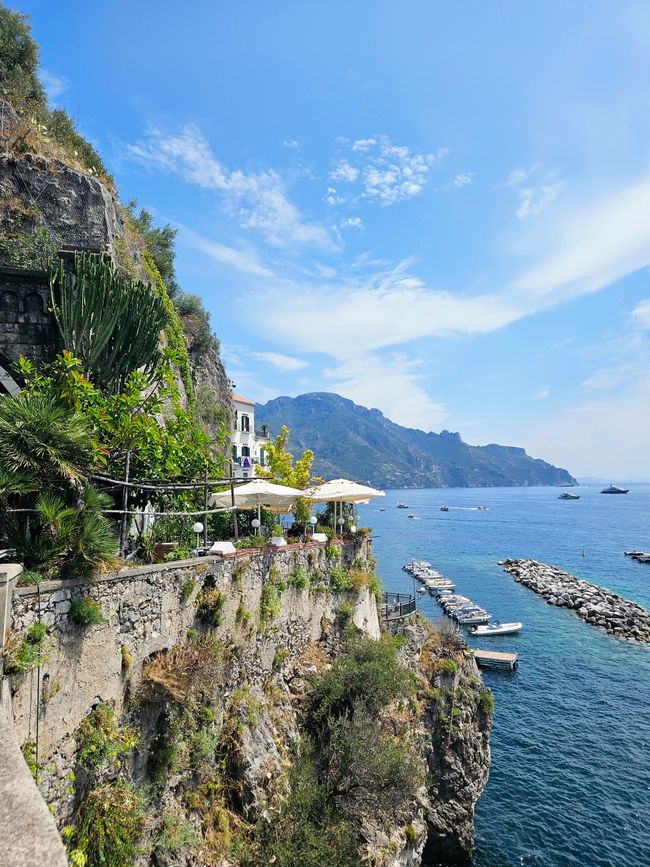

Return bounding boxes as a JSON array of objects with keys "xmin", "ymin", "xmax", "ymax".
[{"xmin": 501, "ymin": 558, "xmax": 650, "ymax": 642}]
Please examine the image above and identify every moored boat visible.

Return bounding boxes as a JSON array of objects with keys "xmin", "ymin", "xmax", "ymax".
[
  {"xmin": 559, "ymin": 491, "xmax": 580, "ymax": 500},
  {"xmin": 471, "ymin": 620, "xmax": 523, "ymax": 636},
  {"xmin": 397, "ymin": 503, "xmax": 409, "ymax": 509}
]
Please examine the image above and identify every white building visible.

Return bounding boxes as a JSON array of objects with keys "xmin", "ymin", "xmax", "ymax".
[{"xmin": 230, "ymin": 392, "xmax": 271, "ymax": 479}]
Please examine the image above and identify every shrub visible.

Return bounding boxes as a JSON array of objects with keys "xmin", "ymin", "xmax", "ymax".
[
  {"xmin": 330, "ymin": 566, "xmax": 351, "ymax": 592},
  {"xmin": 69, "ymin": 597, "xmax": 106, "ymax": 627},
  {"xmin": 325, "ymin": 544, "xmax": 341, "ymax": 560},
  {"xmin": 272, "ymin": 647, "xmax": 290, "ymax": 669},
  {"xmin": 156, "ymin": 811, "xmax": 200, "ymax": 857},
  {"xmin": 163, "ymin": 545, "xmax": 192, "ymax": 562},
  {"xmin": 479, "ymin": 688, "xmax": 495, "ymax": 716},
  {"xmin": 405, "ymin": 824, "xmax": 417, "ymax": 847},
  {"xmin": 288, "ymin": 566, "xmax": 308, "ymax": 590},
  {"xmin": 309, "ymin": 637, "xmax": 413, "ymax": 724},
  {"xmin": 3, "ymin": 620, "xmax": 50, "ymax": 674},
  {"xmin": 76, "ymin": 704, "xmax": 138, "ymax": 771},
  {"xmin": 347, "ymin": 567, "xmax": 383, "ymax": 595},
  {"xmin": 335, "ymin": 601, "xmax": 354, "ymax": 628},
  {"xmin": 260, "ymin": 583, "xmax": 282, "ymax": 627},
  {"xmin": 272, "ymin": 523, "xmax": 283, "ymax": 537},
  {"xmin": 235, "ymin": 600, "xmax": 252, "ymax": 626},
  {"xmin": 316, "ymin": 525, "xmax": 335, "ymax": 541},
  {"xmin": 197, "ymin": 588, "xmax": 225, "ymax": 626},
  {"xmin": 21, "ymin": 740, "xmax": 38, "ymax": 780},
  {"xmin": 235, "ymin": 535, "xmax": 265, "ymax": 550},
  {"xmin": 141, "ymin": 637, "xmax": 223, "ymax": 704},
  {"xmin": 438, "ymin": 659, "xmax": 458, "ymax": 678},
  {"xmin": 181, "ymin": 578, "xmax": 196, "ymax": 602},
  {"xmin": 71, "ymin": 783, "xmax": 146, "ymax": 867}
]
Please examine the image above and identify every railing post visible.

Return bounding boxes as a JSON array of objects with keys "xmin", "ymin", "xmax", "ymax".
[{"xmin": 119, "ymin": 450, "xmax": 131, "ymax": 557}]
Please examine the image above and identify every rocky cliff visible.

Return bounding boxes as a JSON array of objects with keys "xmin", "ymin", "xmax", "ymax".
[{"xmin": 4, "ymin": 540, "xmax": 491, "ymax": 866}]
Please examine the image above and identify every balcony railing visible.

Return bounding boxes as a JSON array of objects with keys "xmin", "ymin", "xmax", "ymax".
[{"xmin": 379, "ymin": 592, "xmax": 416, "ymax": 622}]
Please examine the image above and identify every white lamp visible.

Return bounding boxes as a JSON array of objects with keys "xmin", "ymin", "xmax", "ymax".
[
  {"xmin": 192, "ymin": 521, "xmax": 204, "ymax": 550},
  {"xmin": 251, "ymin": 517, "xmax": 261, "ymax": 535},
  {"xmin": 309, "ymin": 515, "xmax": 317, "ymax": 536},
  {"xmin": 350, "ymin": 524, "xmax": 357, "ymax": 534}
]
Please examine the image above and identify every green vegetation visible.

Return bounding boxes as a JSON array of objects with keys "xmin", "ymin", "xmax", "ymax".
[
  {"xmin": 69, "ymin": 782, "xmax": 146, "ymax": 867},
  {"xmin": 75, "ymin": 704, "xmax": 138, "ymax": 771},
  {"xmin": 197, "ymin": 588, "xmax": 225, "ymax": 627},
  {"xmin": 181, "ymin": 578, "xmax": 196, "ymax": 602},
  {"xmin": 325, "ymin": 544, "xmax": 341, "ymax": 560},
  {"xmin": 405, "ymin": 823, "xmax": 417, "ymax": 847},
  {"xmin": 155, "ymin": 811, "xmax": 200, "ymax": 858},
  {"xmin": 288, "ymin": 566, "xmax": 308, "ymax": 590},
  {"xmin": 272, "ymin": 647, "xmax": 290, "ymax": 668},
  {"xmin": 259, "ymin": 582, "xmax": 282, "ymax": 627},
  {"xmin": 21, "ymin": 740, "xmax": 38, "ymax": 780},
  {"xmin": 255, "ymin": 425, "xmax": 318, "ymax": 523},
  {"xmin": 69, "ymin": 597, "xmax": 106, "ymax": 627},
  {"xmin": 49, "ymin": 252, "xmax": 168, "ymax": 395},
  {"xmin": 329, "ymin": 565, "xmax": 351, "ymax": 592},
  {"xmin": 479, "ymin": 688, "xmax": 495, "ymax": 716},
  {"xmin": 235, "ymin": 600, "xmax": 252, "ymax": 626},
  {"xmin": 3, "ymin": 620, "xmax": 50, "ymax": 675},
  {"xmin": 120, "ymin": 644, "xmax": 133, "ymax": 672},
  {"xmin": 438, "ymin": 659, "xmax": 458, "ymax": 678},
  {"xmin": 335, "ymin": 601, "xmax": 354, "ymax": 628}
]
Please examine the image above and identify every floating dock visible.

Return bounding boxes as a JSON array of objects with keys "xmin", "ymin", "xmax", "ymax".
[{"xmin": 473, "ymin": 649, "xmax": 518, "ymax": 671}]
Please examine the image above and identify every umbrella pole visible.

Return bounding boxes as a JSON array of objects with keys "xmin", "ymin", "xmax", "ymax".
[{"xmin": 257, "ymin": 504, "xmax": 261, "ymax": 535}]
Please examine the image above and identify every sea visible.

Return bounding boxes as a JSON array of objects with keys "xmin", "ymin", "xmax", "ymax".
[{"xmin": 365, "ymin": 484, "xmax": 650, "ymax": 867}]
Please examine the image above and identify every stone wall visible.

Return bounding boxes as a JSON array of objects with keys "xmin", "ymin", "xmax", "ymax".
[
  {"xmin": 0, "ymin": 266, "xmax": 59, "ymax": 377},
  {"xmin": 5, "ymin": 537, "xmax": 378, "ymax": 821}
]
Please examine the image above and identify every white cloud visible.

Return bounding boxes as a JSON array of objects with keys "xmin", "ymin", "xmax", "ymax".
[
  {"xmin": 452, "ymin": 172, "xmax": 475, "ymax": 188},
  {"xmin": 128, "ymin": 125, "xmax": 334, "ymax": 251},
  {"xmin": 324, "ymin": 352, "xmax": 447, "ymax": 430},
  {"xmin": 282, "ymin": 139, "xmax": 300, "ymax": 148},
  {"xmin": 516, "ymin": 181, "xmax": 564, "ymax": 219},
  {"xmin": 632, "ymin": 298, "xmax": 650, "ymax": 328},
  {"xmin": 40, "ymin": 68, "xmax": 69, "ymax": 101},
  {"xmin": 351, "ymin": 138, "xmax": 377, "ymax": 152},
  {"xmin": 178, "ymin": 226, "xmax": 273, "ymax": 277},
  {"xmin": 340, "ymin": 217, "xmax": 363, "ymax": 229},
  {"xmin": 329, "ymin": 135, "xmax": 448, "ymax": 207},
  {"xmin": 249, "ymin": 352, "xmax": 308, "ymax": 372},
  {"xmin": 325, "ymin": 187, "xmax": 345, "ymax": 206},
  {"xmin": 534, "ymin": 386, "xmax": 550, "ymax": 399},
  {"xmin": 500, "ymin": 165, "xmax": 539, "ymax": 188},
  {"xmin": 330, "ymin": 161, "xmax": 359, "ymax": 183}
]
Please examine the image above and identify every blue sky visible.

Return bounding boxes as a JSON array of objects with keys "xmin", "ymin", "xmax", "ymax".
[{"xmin": 19, "ymin": 0, "xmax": 650, "ymax": 477}]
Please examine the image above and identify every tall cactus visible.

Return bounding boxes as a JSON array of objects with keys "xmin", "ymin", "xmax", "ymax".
[{"xmin": 48, "ymin": 252, "xmax": 169, "ymax": 393}]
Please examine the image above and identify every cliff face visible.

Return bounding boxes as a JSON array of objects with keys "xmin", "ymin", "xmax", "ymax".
[{"xmin": 5, "ymin": 541, "xmax": 491, "ymax": 866}]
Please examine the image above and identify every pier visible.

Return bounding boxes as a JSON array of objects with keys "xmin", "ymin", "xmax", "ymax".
[{"xmin": 473, "ymin": 649, "xmax": 518, "ymax": 670}]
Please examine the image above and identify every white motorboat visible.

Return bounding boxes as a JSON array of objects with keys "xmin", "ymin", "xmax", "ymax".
[{"xmin": 470, "ymin": 620, "xmax": 522, "ymax": 636}]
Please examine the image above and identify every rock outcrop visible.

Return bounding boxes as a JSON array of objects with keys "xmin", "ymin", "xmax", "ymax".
[{"xmin": 501, "ymin": 558, "xmax": 650, "ymax": 642}]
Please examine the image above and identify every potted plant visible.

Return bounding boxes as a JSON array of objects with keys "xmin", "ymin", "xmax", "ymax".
[{"xmin": 270, "ymin": 522, "xmax": 286, "ymax": 547}]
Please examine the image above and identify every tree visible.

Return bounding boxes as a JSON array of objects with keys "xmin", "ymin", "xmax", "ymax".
[
  {"xmin": 255, "ymin": 425, "xmax": 318, "ymax": 522},
  {"xmin": 0, "ymin": 5, "xmax": 46, "ymax": 108}
]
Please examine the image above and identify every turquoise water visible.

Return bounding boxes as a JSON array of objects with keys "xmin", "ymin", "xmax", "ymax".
[{"xmin": 365, "ymin": 485, "xmax": 650, "ymax": 867}]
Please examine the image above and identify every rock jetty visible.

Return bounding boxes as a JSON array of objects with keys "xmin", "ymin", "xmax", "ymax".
[{"xmin": 500, "ymin": 558, "xmax": 650, "ymax": 643}]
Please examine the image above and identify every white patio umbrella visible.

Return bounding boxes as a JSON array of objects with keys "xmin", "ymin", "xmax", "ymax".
[
  {"xmin": 209, "ymin": 479, "xmax": 305, "ymax": 526},
  {"xmin": 307, "ymin": 478, "xmax": 385, "ymax": 533}
]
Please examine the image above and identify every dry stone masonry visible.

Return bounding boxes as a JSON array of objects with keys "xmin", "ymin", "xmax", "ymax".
[{"xmin": 501, "ymin": 558, "xmax": 650, "ymax": 642}]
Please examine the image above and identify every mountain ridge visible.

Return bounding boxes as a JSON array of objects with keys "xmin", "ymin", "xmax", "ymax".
[{"xmin": 256, "ymin": 392, "xmax": 577, "ymax": 488}]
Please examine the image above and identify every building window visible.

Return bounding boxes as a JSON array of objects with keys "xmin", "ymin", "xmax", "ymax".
[
  {"xmin": 241, "ymin": 414, "xmax": 250, "ymax": 432},
  {"xmin": 241, "ymin": 446, "xmax": 250, "ymax": 458},
  {"xmin": 231, "ymin": 444, "xmax": 237, "ymax": 461},
  {"xmin": 243, "ymin": 471, "xmax": 249, "ymax": 478},
  {"xmin": 259, "ymin": 448, "xmax": 265, "ymax": 467}
]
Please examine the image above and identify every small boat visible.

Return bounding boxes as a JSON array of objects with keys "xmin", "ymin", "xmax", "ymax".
[
  {"xmin": 477, "ymin": 505, "xmax": 489, "ymax": 511},
  {"xmin": 625, "ymin": 551, "xmax": 646, "ymax": 557},
  {"xmin": 408, "ymin": 514, "xmax": 416, "ymax": 519},
  {"xmin": 559, "ymin": 492, "xmax": 580, "ymax": 500},
  {"xmin": 440, "ymin": 505, "xmax": 449, "ymax": 512},
  {"xmin": 379, "ymin": 508, "xmax": 385, "ymax": 512},
  {"xmin": 471, "ymin": 620, "xmax": 523, "ymax": 636},
  {"xmin": 601, "ymin": 483, "xmax": 629, "ymax": 494},
  {"xmin": 397, "ymin": 503, "xmax": 409, "ymax": 509}
]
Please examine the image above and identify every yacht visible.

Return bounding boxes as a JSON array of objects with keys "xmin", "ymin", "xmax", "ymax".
[
  {"xmin": 559, "ymin": 491, "xmax": 580, "ymax": 500},
  {"xmin": 397, "ymin": 503, "xmax": 409, "ymax": 509},
  {"xmin": 440, "ymin": 505, "xmax": 449, "ymax": 512},
  {"xmin": 601, "ymin": 483, "xmax": 629, "ymax": 494}
]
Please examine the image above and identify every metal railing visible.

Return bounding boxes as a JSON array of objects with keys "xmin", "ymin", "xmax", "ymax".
[{"xmin": 379, "ymin": 592, "xmax": 416, "ymax": 622}]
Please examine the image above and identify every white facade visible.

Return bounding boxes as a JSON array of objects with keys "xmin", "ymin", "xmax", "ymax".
[{"xmin": 230, "ymin": 393, "xmax": 270, "ymax": 479}]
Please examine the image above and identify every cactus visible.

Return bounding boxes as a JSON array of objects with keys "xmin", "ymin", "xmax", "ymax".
[{"xmin": 48, "ymin": 252, "xmax": 169, "ymax": 393}]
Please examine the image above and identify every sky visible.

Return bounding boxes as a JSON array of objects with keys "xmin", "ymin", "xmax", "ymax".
[{"xmin": 17, "ymin": 0, "xmax": 650, "ymax": 477}]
